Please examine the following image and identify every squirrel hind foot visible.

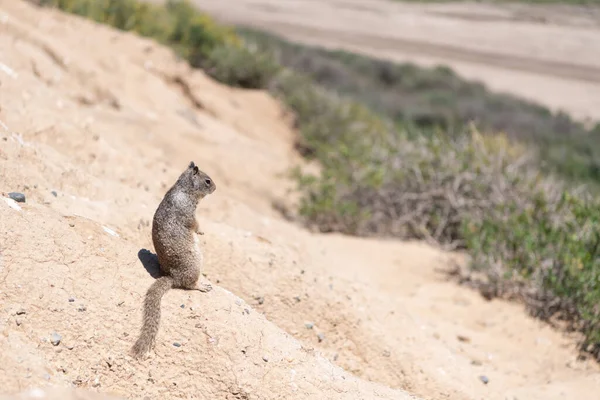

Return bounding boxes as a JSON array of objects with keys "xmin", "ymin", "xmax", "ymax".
[{"xmin": 193, "ymin": 282, "xmax": 213, "ymax": 292}]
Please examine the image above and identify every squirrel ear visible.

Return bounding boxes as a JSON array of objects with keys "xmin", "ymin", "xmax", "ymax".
[
  {"xmin": 193, "ymin": 166, "xmax": 199, "ymax": 175},
  {"xmin": 188, "ymin": 161, "xmax": 196, "ymax": 169}
]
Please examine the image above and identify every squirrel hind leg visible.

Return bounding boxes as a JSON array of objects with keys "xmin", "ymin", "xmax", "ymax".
[{"xmin": 176, "ymin": 276, "xmax": 213, "ymax": 292}]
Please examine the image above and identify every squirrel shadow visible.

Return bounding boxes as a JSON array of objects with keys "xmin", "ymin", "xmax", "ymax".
[{"xmin": 137, "ymin": 248, "xmax": 161, "ymax": 279}]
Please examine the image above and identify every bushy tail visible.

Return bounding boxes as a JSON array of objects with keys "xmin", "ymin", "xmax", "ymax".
[{"xmin": 130, "ymin": 276, "xmax": 173, "ymax": 359}]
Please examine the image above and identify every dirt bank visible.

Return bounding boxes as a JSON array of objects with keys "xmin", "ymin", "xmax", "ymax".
[{"xmin": 1, "ymin": 1, "xmax": 599, "ymax": 399}]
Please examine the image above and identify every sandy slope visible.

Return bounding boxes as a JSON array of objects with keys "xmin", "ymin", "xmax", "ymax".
[
  {"xmin": 1, "ymin": 1, "xmax": 600, "ymax": 399},
  {"xmin": 190, "ymin": 0, "xmax": 600, "ymax": 123}
]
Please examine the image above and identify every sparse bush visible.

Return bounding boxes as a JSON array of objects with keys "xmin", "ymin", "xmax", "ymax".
[
  {"xmin": 202, "ymin": 44, "xmax": 280, "ymax": 89},
  {"xmin": 274, "ymin": 72, "xmax": 541, "ymax": 248},
  {"xmin": 464, "ymin": 189, "xmax": 600, "ymax": 357},
  {"xmin": 164, "ymin": 0, "xmax": 240, "ymax": 65}
]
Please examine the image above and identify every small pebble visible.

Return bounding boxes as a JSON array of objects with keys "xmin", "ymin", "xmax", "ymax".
[
  {"xmin": 382, "ymin": 350, "xmax": 391, "ymax": 357},
  {"xmin": 262, "ymin": 355, "xmax": 269, "ymax": 362},
  {"xmin": 293, "ymin": 296, "xmax": 301, "ymax": 303},
  {"xmin": 43, "ymin": 373, "xmax": 51, "ymax": 381},
  {"xmin": 77, "ymin": 306, "xmax": 87, "ymax": 312},
  {"xmin": 256, "ymin": 297, "xmax": 264, "ymax": 305},
  {"xmin": 243, "ymin": 308, "xmax": 250, "ymax": 315},
  {"xmin": 457, "ymin": 335, "xmax": 471, "ymax": 343},
  {"xmin": 8, "ymin": 192, "xmax": 25, "ymax": 203},
  {"xmin": 50, "ymin": 333, "xmax": 62, "ymax": 346},
  {"xmin": 305, "ymin": 322, "xmax": 314, "ymax": 329},
  {"xmin": 173, "ymin": 342, "xmax": 181, "ymax": 348},
  {"xmin": 15, "ymin": 319, "xmax": 22, "ymax": 326},
  {"xmin": 479, "ymin": 375, "xmax": 489, "ymax": 385},
  {"xmin": 317, "ymin": 333, "xmax": 325, "ymax": 343},
  {"xmin": 15, "ymin": 309, "xmax": 26, "ymax": 315},
  {"xmin": 51, "ymin": 191, "xmax": 57, "ymax": 197},
  {"xmin": 68, "ymin": 297, "xmax": 75, "ymax": 302},
  {"xmin": 235, "ymin": 299, "xmax": 242, "ymax": 306},
  {"xmin": 180, "ymin": 304, "xmax": 185, "ymax": 309},
  {"xmin": 67, "ymin": 345, "xmax": 74, "ymax": 350}
]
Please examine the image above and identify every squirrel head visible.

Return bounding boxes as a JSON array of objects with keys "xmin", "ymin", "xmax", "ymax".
[{"xmin": 181, "ymin": 161, "xmax": 216, "ymax": 199}]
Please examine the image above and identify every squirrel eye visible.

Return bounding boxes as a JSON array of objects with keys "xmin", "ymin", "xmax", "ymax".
[{"xmin": 205, "ymin": 179, "xmax": 211, "ymax": 185}]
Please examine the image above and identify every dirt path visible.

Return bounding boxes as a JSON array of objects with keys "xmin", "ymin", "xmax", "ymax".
[
  {"xmin": 1, "ymin": 1, "xmax": 600, "ymax": 399},
  {"xmin": 190, "ymin": 0, "xmax": 600, "ymax": 123}
]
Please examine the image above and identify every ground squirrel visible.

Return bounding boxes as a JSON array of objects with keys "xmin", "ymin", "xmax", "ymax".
[{"xmin": 131, "ymin": 161, "xmax": 216, "ymax": 359}]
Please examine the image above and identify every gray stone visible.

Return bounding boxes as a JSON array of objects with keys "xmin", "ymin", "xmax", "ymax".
[{"xmin": 8, "ymin": 192, "xmax": 25, "ymax": 203}]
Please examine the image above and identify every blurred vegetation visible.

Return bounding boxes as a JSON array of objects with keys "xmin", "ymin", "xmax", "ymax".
[
  {"xmin": 273, "ymin": 73, "xmax": 600, "ymax": 357},
  {"xmin": 237, "ymin": 28, "xmax": 600, "ymax": 187},
  {"xmin": 34, "ymin": 0, "xmax": 600, "ymax": 359}
]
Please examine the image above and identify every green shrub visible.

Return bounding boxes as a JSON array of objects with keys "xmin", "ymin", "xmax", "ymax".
[
  {"xmin": 274, "ymin": 71, "xmax": 525, "ymax": 243},
  {"xmin": 464, "ymin": 190, "xmax": 600, "ymax": 357},
  {"xmin": 202, "ymin": 44, "xmax": 280, "ymax": 89},
  {"xmin": 164, "ymin": 0, "xmax": 240, "ymax": 65}
]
